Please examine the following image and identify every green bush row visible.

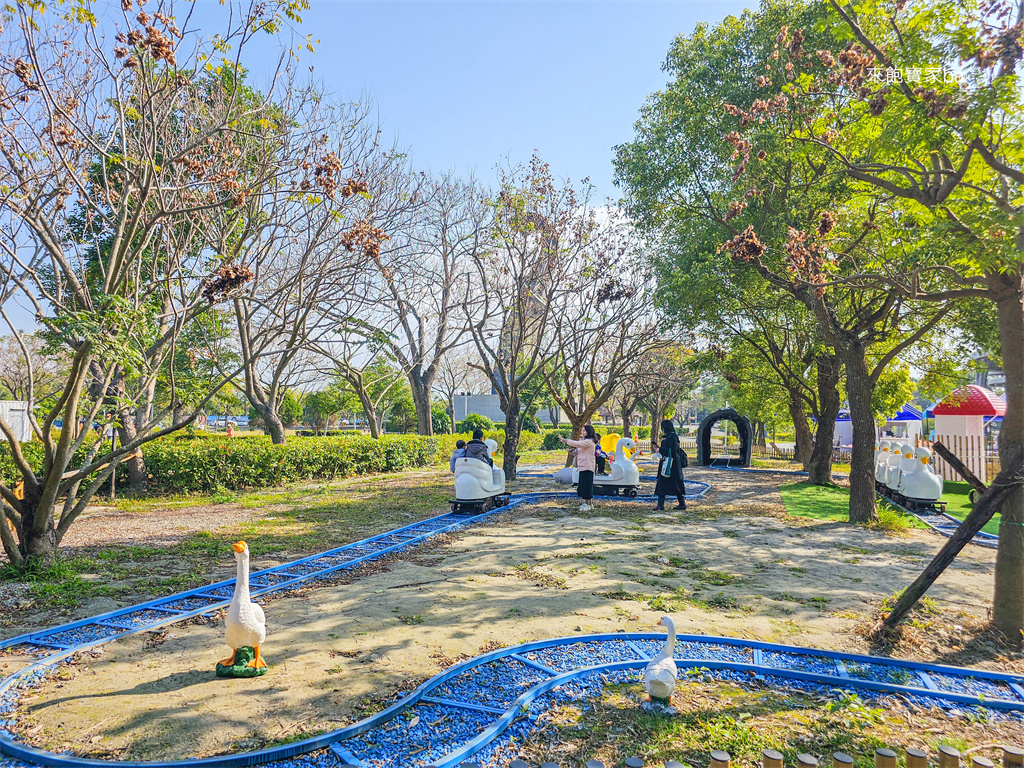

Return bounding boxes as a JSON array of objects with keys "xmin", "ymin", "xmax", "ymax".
[{"xmin": 0, "ymin": 429, "xmax": 546, "ymax": 495}]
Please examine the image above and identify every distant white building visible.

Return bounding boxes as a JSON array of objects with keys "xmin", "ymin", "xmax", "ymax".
[
  {"xmin": 0, "ymin": 401, "xmax": 32, "ymax": 442},
  {"xmin": 451, "ymin": 392, "xmax": 557, "ymax": 425}
]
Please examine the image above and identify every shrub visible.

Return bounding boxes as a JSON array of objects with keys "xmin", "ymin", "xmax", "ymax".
[
  {"xmin": 542, "ymin": 428, "xmax": 572, "ymax": 450},
  {"xmin": 456, "ymin": 413, "xmax": 494, "ymax": 433},
  {"xmin": 280, "ymin": 392, "xmax": 303, "ymax": 427},
  {"xmin": 432, "ymin": 402, "xmax": 452, "ymax": 435},
  {"xmin": 140, "ymin": 434, "xmax": 444, "ymax": 493},
  {"xmin": 0, "ymin": 428, "xmax": 544, "ymax": 497}
]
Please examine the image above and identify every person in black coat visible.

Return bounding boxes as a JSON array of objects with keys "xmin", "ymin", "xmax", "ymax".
[{"xmin": 653, "ymin": 419, "xmax": 686, "ymax": 511}]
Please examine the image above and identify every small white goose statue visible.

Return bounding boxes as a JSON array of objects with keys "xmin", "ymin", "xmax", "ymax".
[
  {"xmin": 217, "ymin": 540, "xmax": 268, "ymax": 675},
  {"xmin": 643, "ymin": 616, "xmax": 678, "ymax": 714}
]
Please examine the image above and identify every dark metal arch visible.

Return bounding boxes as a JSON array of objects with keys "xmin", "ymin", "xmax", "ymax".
[{"xmin": 696, "ymin": 408, "xmax": 753, "ymax": 467}]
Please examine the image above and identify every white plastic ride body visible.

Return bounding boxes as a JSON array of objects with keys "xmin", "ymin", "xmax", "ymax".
[
  {"xmin": 888, "ymin": 445, "xmax": 917, "ymax": 494},
  {"xmin": 880, "ymin": 443, "xmax": 903, "ymax": 487},
  {"xmin": 454, "ymin": 438, "xmax": 506, "ymax": 502},
  {"xmin": 875, "ymin": 441, "xmax": 892, "ymax": 483},
  {"xmin": 902, "ymin": 446, "xmax": 943, "ymax": 504},
  {"xmin": 572, "ymin": 437, "xmax": 642, "ymax": 496}
]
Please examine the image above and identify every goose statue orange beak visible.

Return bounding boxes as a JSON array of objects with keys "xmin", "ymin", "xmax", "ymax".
[{"xmin": 232, "ymin": 540, "xmax": 247, "ymax": 554}]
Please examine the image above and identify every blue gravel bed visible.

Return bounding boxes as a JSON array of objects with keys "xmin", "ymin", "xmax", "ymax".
[
  {"xmin": 278, "ymin": 562, "xmax": 333, "ymax": 577},
  {"xmin": 262, "ymin": 748, "xmax": 342, "ymax": 768},
  {"xmin": 98, "ymin": 609, "xmax": 179, "ymax": 629},
  {"xmin": 469, "ymin": 717, "xmax": 537, "ymax": 767},
  {"xmin": 530, "ymin": 669, "xmax": 640, "ymax": 710},
  {"xmin": 761, "ymin": 650, "xmax": 837, "ymax": 676},
  {"xmin": 157, "ymin": 596, "xmax": 223, "ymax": 612},
  {"xmin": 432, "ymin": 658, "xmax": 549, "ymax": 710},
  {"xmin": 528, "ymin": 640, "xmax": 644, "ymax": 673},
  {"xmin": 35, "ymin": 625, "xmax": 121, "ymax": 648},
  {"xmin": 633, "ymin": 638, "xmax": 753, "ymax": 663},
  {"xmin": 340, "ymin": 703, "xmax": 492, "ymax": 768},
  {"xmin": 199, "ymin": 585, "xmax": 236, "ymax": 597},
  {"xmin": 250, "ymin": 573, "xmax": 296, "ymax": 588},
  {"xmin": 843, "ymin": 660, "xmax": 921, "ymax": 686},
  {"xmin": 927, "ymin": 672, "xmax": 1018, "ymax": 701}
]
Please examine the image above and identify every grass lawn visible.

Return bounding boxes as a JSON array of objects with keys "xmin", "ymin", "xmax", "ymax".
[
  {"xmin": 0, "ymin": 469, "xmax": 454, "ymax": 635},
  {"xmin": 943, "ymin": 480, "xmax": 998, "ymax": 535},
  {"xmin": 779, "ymin": 482, "xmax": 927, "ymax": 530}
]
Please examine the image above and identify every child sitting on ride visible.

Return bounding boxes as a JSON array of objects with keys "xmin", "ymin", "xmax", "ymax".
[
  {"xmin": 449, "ymin": 440, "xmax": 467, "ymax": 472},
  {"xmin": 594, "ymin": 433, "xmax": 610, "ymax": 475},
  {"xmin": 464, "ymin": 430, "xmax": 493, "ymax": 466}
]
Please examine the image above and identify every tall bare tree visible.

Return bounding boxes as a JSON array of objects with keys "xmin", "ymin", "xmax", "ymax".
[
  {"xmin": 0, "ymin": 0, "xmax": 334, "ymax": 564},
  {"xmin": 357, "ymin": 168, "xmax": 484, "ymax": 435},
  {"xmin": 465, "ymin": 155, "xmax": 593, "ymax": 479},
  {"xmin": 542, "ymin": 213, "xmax": 669, "ymax": 450}
]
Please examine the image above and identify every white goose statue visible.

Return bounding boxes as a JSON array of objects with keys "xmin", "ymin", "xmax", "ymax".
[
  {"xmin": 218, "ymin": 540, "xmax": 268, "ymax": 674},
  {"xmin": 643, "ymin": 616, "xmax": 678, "ymax": 714}
]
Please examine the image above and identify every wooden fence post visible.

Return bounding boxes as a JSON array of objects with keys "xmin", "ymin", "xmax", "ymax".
[
  {"xmin": 876, "ymin": 749, "xmax": 898, "ymax": 768},
  {"xmin": 833, "ymin": 753, "xmax": 854, "ymax": 768},
  {"xmin": 939, "ymin": 745, "xmax": 961, "ymax": 768},
  {"xmin": 711, "ymin": 751, "xmax": 731, "ymax": 768},
  {"xmin": 906, "ymin": 748, "xmax": 928, "ymax": 768},
  {"xmin": 1004, "ymin": 748, "xmax": 1024, "ymax": 768},
  {"xmin": 974, "ymin": 758, "xmax": 995, "ymax": 768},
  {"xmin": 763, "ymin": 750, "xmax": 784, "ymax": 768},
  {"xmin": 798, "ymin": 755, "xmax": 819, "ymax": 768}
]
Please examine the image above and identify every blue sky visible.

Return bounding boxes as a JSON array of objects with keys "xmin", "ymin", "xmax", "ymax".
[{"xmin": 191, "ymin": 0, "xmax": 756, "ymax": 201}]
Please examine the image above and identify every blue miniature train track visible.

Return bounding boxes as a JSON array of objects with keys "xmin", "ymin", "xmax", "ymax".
[
  {"xmin": 877, "ymin": 493, "xmax": 998, "ymax": 549},
  {"xmin": 0, "ymin": 478, "xmax": 1011, "ymax": 768},
  {"xmin": 3, "ymin": 633, "xmax": 1023, "ymax": 768},
  {"xmin": 691, "ymin": 464, "xmax": 995, "ymax": 550}
]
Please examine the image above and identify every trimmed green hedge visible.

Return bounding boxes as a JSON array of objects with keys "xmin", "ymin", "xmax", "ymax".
[{"xmin": 0, "ymin": 428, "xmax": 545, "ymax": 495}]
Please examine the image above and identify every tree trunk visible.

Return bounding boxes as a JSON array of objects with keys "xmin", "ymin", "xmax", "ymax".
[
  {"xmin": 807, "ymin": 355, "xmax": 841, "ymax": 485},
  {"xmin": 788, "ymin": 395, "xmax": 813, "ymax": 468},
  {"xmin": 116, "ymin": 411, "xmax": 147, "ymax": 495},
  {"xmin": 548, "ymin": 405, "xmax": 560, "ymax": 426},
  {"xmin": 621, "ymin": 405, "xmax": 634, "ymax": 438},
  {"xmin": 883, "ymin": 443, "xmax": 1021, "ymax": 633},
  {"xmin": 993, "ymin": 276, "xmax": 1024, "ymax": 639},
  {"xmin": 563, "ymin": 419, "xmax": 586, "ymax": 467},
  {"xmin": 409, "ymin": 368, "xmax": 434, "ymax": 437},
  {"xmin": 257, "ymin": 404, "xmax": 287, "ymax": 445},
  {"xmin": 18, "ymin": 485, "xmax": 58, "ymax": 565},
  {"xmin": 502, "ymin": 396, "xmax": 521, "ymax": 480},
  {"xmin": 842, "ymin": 345, "xmax": 878, "ymax": 524}
]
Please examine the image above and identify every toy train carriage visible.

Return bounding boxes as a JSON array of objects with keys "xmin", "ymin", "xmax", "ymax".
[{"xmin": 451, "ymin": 438, "xmax": 509, "ymax": 515}]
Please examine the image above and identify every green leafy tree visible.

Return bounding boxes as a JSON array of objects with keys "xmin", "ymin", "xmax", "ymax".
[
  {"xmin": 279, "ymin": 391, "xmax": 303, "ymax": 427},
  {"xmin": 431, "ymin": 402, "xmax": 452, "ymax": 435},
  {"xmin": 747, "ymin": 0, "xmax": 1024, "ymax": 635},
  {"xmin": 457, "ymin": 413, "xmax": 494, "ymax": 433},
  {"xmin": 615, "ymin": 0, "xmax": 950, "ymax": 518}
]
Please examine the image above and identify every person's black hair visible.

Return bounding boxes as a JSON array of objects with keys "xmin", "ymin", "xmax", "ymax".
[
  {"xmin": 472, "ymin": 429, "xmax": 484, "ymax": 440},
  {"xmin": 594, "ymin": 432, "xmax": 602, "ymax": 440},
  {"xmin": 583, "ymin": 424, "xmax": 597, "ymax": 441},
  {"xmin": 661, "ymin": 419, "xmax": 676, "ymax": 435},
  {"xmin": 456, "ymin": 439, "xmax": 466, "ymax": 448}
]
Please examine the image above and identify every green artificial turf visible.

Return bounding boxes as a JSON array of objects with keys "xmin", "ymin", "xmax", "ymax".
[
  {"xmin": 778, "ymin": 482, "xmax": 851, "ymax": 521},
  {"xmin": 942, "ymin": 480, "xmax": 999, "ymax": 536},
  {"xmin": 778, "ymin": 482, "xmax": 927, "ymax": 530}
]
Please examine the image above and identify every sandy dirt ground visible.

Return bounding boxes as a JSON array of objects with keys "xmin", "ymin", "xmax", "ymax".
[{"xmin": 5, "ymin": 468, "xmax": 1001, "ymax": 760}]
